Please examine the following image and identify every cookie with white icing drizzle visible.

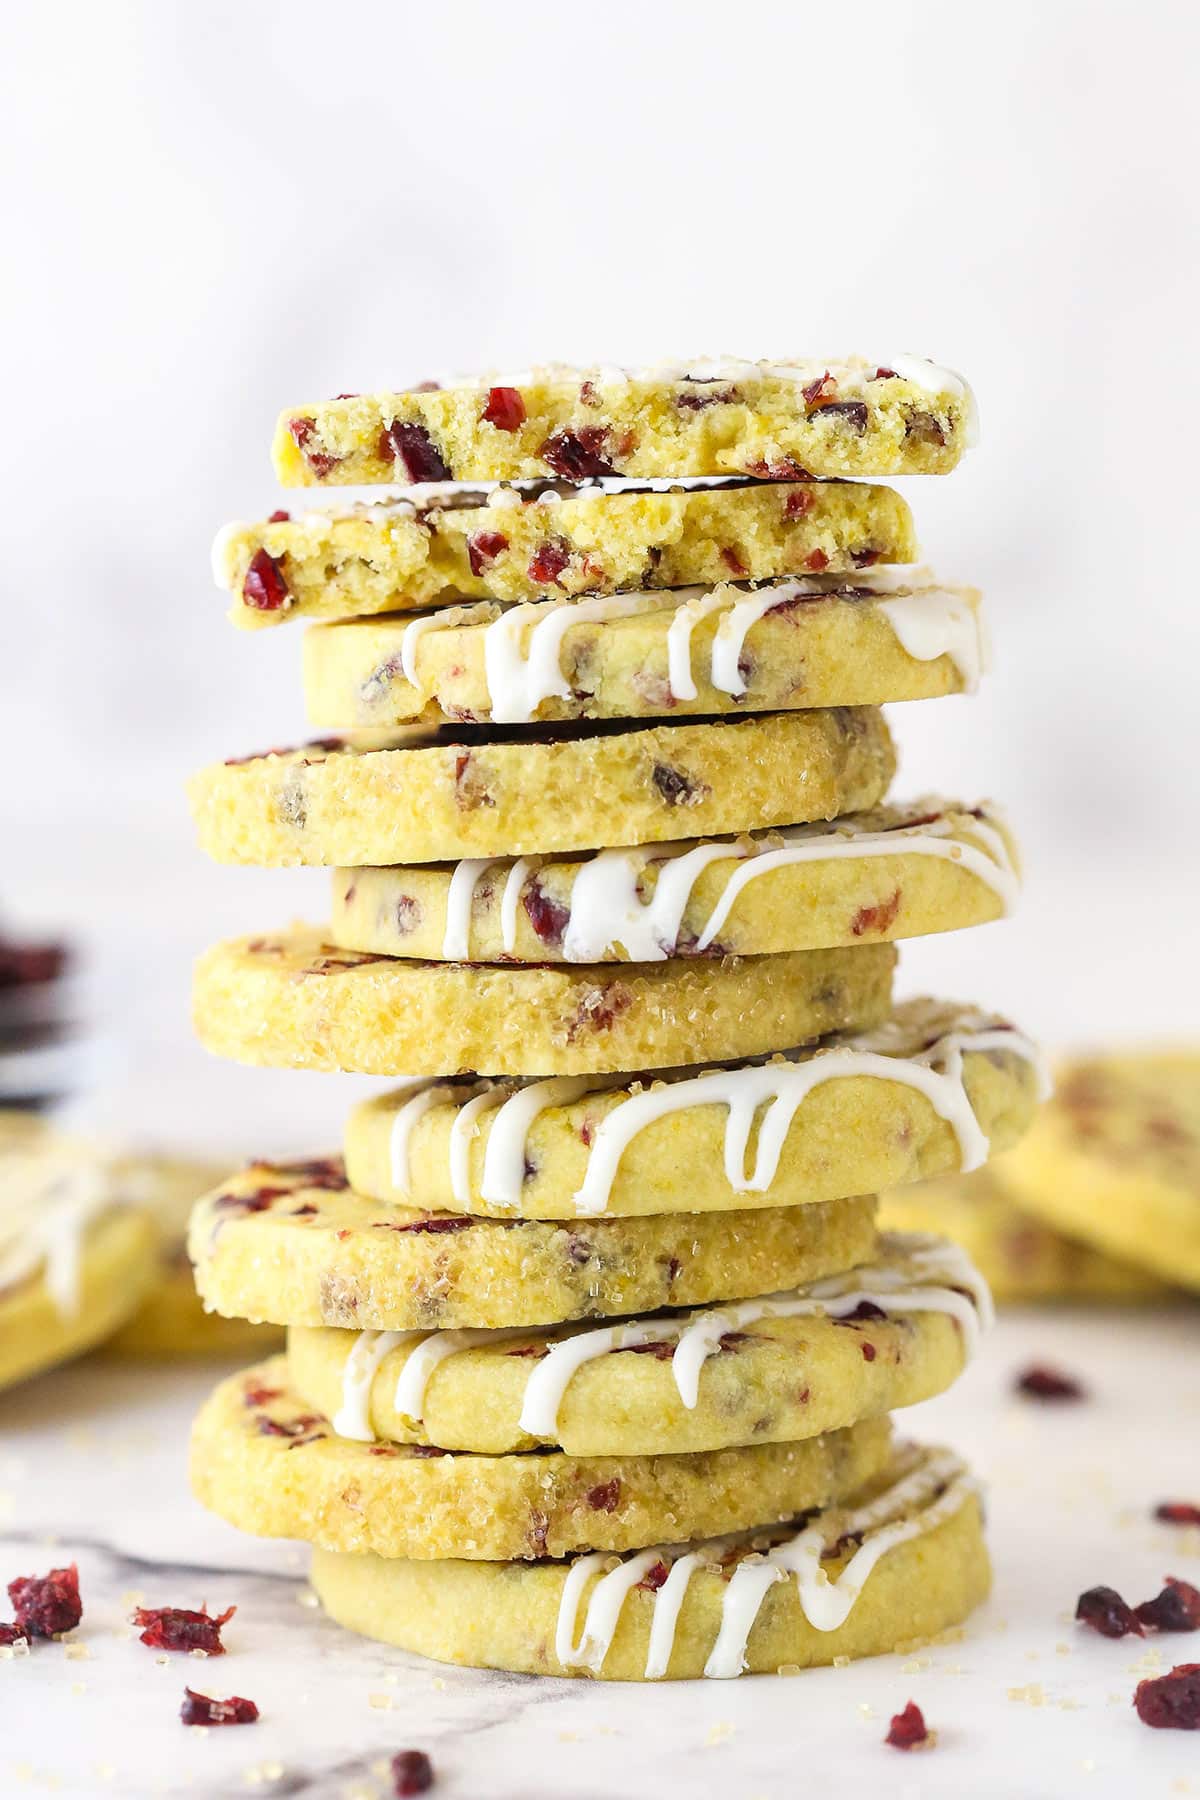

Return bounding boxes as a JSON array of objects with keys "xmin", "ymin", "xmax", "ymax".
[
  {"xmin": 190, "ymin": 1359, "xmax": 892, "ymax": 1562},
  {"xmin": 879, "ymin": 1166, "xmax": 1172, "ymax": 1304},
  {"xmin": 343, "ymin": 999, "xmax": 1045, "ymax": 1219},
  {"xmin": 330, "ymin": 801, "xmax": 1018, "ymax": 966},
  {"xmin": 302, "ymin": 571, "xmax": 984, "ymax": 729},
  {"xmin": 287, "ymin": 1232, "xmax": 989, "ymax": 1456},
  {"xmin": 0, "ymin": 1123, "xmax": 159, "ymax": 1389},
  {"xmin": 189, "ymin": 708, "xmax": 895, "ymax": 867},
  {"xmin": 272, "ymin": 356, "xmax": 976, "ymax": 487},
  {"xmin": 193, "ymin": 928, "xmax": 895, "ymax": 1078},
  {"xmin": 187, "ymin": 1160, "xmax": 877, "ymax": 1331},
  {"xmin": 308, "ymin": 1441, "xmax": 988, "ymax": 1678},
  {"xmin": 215, "ymin": 478, "xmax": 917, "ymax": 629}
]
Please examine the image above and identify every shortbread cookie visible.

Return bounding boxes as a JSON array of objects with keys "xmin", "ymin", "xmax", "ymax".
[
  {"xmin": 310, "ymin": 1442, "xmax": 989, "ymax": 1678},
  {"xmin": 189, "ymin": 708, "xmax": 895, "ymax": 866},
  {"xmin": 216, "ymin": 479, "xmax": 918, "ymax": 628},
  {"xmin": 287, "ymin": 1233, "xmax": 988, "ymax": 1456},
  {"xmin": 272, "ymin": 357, "xmax": 976, "ymax": 487},
  {"xmin": 193, "ymin": 930, "xmax": 895, "ymax": 1078},
  {"xmin": 301, "ymin": 573, "xmax": 984, "ymax": 729},
  {"xmin": 188, "ymin": 1159, "xmax": 877, "ymax": 1330},
  {"xmin": 998, "ymin": 1053, "xmax": 1200, "ymax": 1292},
  {"xmin": 879, "ymin": 1167, "xmax": 1171, "ymax": 1304},
  {"xmin": 191, "ymin": 1360, "xmax": 891, "ymax": 1562},
  {"xmin": 330, "ymin": 801, "xmax": 1018, "ymax": 965},
  {"xmin": 344, "ymin": 1000, "xmax": 1044, "ymax": 1219},
  {"xmin": 0, "ymin": 1132, "xmax": 158, "ymax": 1389}
]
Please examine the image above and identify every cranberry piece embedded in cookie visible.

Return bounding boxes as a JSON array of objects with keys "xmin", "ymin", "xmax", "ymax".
[
  {"xmin": 180, "ymin": 1687, "xmax": 259, "ymax": 1727},
  {"xmin": 523, "ymin": 879, "xmax": 570, "ymax": 948},
  {"xmin": 132, "ymin": 1603, "xmax": 235, "ymax": 1655},
  {"xmin": 242, "ymin": 548, "xmax": 289, "ymax": 611},
  {"xmin": 805, "ymin": 548, "xmax": 829, "ymax": 571},
  {"xmin": 287, "ymin": 416, "xmax": 340, "ymax": 478},
  {"xmin": 586, "ymin": 1479, "xmax": 621, "ymax": 1512},
  {"xmin": 466, "ymin": 529, "xmax": 509, "ymax": 575},
  {"xmin": 8, "ymin": 1564, "xmax": 82, "ymax": 1638},
  {"xmin": 652, "ymin": 762, "xmax": 705, "ymax": 807},
  {"xmin": 812, "ymin": 400, "xmax": 869, "ymax": 433},
  {"xmin": 906, "ymin": 410, "xmax": 947, "ymax": 446},
  {"xmin": 528, "ymin": 538, "xmax": 571, "ymax": 585},
  {"xmin": 480, "ymin": 386, "xmax": 525, "ymax": 432},
  {"xmin": 539, "ymin": 427, "xmax": 616, "ymax": 479},
  {"xmin": 1134, "ymin": 1663, "xmax": 1200, "ymax": 1729},
  {"xmin": 886, "ymin": 1701, "xmax": 932, "ymax": 1749},
  {"xmin": 1075, "ymin": 1585, "xmax": 1144, "ymax": 1639},
  {"xmin": 392, "ymin": 1750, "xmax": 435, "ymax": 1796},
  {"xmin": 851, "ymin": 889, "xmax": 902, "ymax": 937},
  {"xmin": 379, "ymin": 420, "xmax": 452, "ymax": 482},
  {"xmin": 720, "ymin": 547, "xmax": 748, "ymax": 577}
]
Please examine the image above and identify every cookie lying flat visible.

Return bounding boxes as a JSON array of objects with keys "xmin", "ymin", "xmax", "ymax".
[
  {"xmin": 345, "ymin": 1000, "xmax": 1044, "ymax": 1219},
  {"xmin": 287, "ymin": 1232, "xmax": 988, "ymax": 1457},
  {"xmin": 330, "ymin": 801, "xmax": 1018, "ymax": 965},
  {"xmin": 302, "ymin": 572, "xmax": 985, "ymax": 729},
  {"xmin": 215, "ymin": 479, "xmax": 917, "ymax": 629},
  {"xmin": 310, "ymin": 1442, "xmax": 988, "ymax": 1679},
  {"xmin": 188, "ymin": 1160, "xmax": 876, "ymax": 1331},
  {"xmin": 998, "ymin": 1053, "xmax": 1200, "ymax": 1292},
  {"xmin": 272, "ymin": 356, "xmax": 976, "ymax": 487},
  {"xmin": 879, "ymin": 1166, "xmax": 1172, "ymax": 1304},
  {"xmin": 0, "ymin": 1132, "xmax": 158, "ymax": 1389},
  {"xmin": 193, "ymin": 929, "xmax": 895, "ymax": 1078},
  {"xmin": 191, "ymin": 1359, "xmax": 891, "ymax": 1562},
  {"xmin": 189, "ymin": 709, "xmax": 895, "ymax": 866}
]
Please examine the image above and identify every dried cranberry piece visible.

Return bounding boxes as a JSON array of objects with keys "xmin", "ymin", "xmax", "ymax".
[
  {"xmin": 906, "ymin": 410, "xmax": 947, "ymax": 446},
  {"xmin": 873, "ymin": 367, "xmax": 898, "ymax": 380},
  {"xmin": 466, "ymin": 530, "xmax": 509, "ymax": 576},
  {"xmin": 523, "ymin": 879, "xmax": 570, "ymax": 947},
  {"xmin": 379, "ymin": 420, "xmax": 452, "ymax": 482},
  {"xmin": 539, "ymin": 427, "xmax": 615, "ymax": 479},
  {"xmin": 481, "ymin": 387, "xmax": 525, "ymax": 432},
  {"xmin": 1135, "ymin": 1663, "xmax": 1200, "ymax": 1729},
  {"xmin": 805, "ymin": 548, "xmax": 829, "ymax": 572},
  {"xmin": 885, "ymin": 1701, "xmax": 931, "ymax": 1750},
  {"xmin": 242, "ymin": 1384, "xmax": 283, "ymax": 1407},
  {"xmin": 8, "ymin": 1564, "xmax": 82, "ymax": 1638},
  {"xmin": 257, "ymin": 1414, "xmax": 323, "ymax": 1439},
  {"xmin": 1016, "ymin": 1364, "xmax": 1085, "ymax": 1401},
  {"xmin": 675, "ymin": 386, "xmax": 738, "ymax": 410},
  {"xmin": 287, "ymin": 417, "xmax": 340, "ymax": 478},
  {"xmin": 1136, "ymin": 1578, "xmax": 1200, "ymax": 1632},
  {"xmin": 851, "ymin": 889, "xmax": 902, "ymax": 936},
  {"xmin": 1075, "ymin": 1585, "xmax": 1144, "ymax": 1638},
  {"xmin": 836, "ymin": 1299, "xmax": 888, "ymax": 1323},
  {"xmin": 274, "ymin": 1156, "xmax": 345, "ymax": 1188},
  {"xmin": 392, "ymin": 1750, "xmax": 435, "ymax": 1796},
  {"xmin": 242, "ymin": 547, "xmax": 289, "ymax": 612},
  {"xmin": 0, "ymin": 1622, "xmax": 29, "ymax": 1646},
  {"xmin": 652, "ymin": 762, "xmax": 700, "ymax": 806},
  {"xmin": 212, "ymin": 1185, "xmax": 288, "ymax": 1216},
  {"xmin": 851, "ymin": 547, "xmax": 882, "ymax": 567},
  {"xmin": 636, "ymin": 1560, "xmax": 671, "ymax": 1592},
  {"xmin": 1156, "ymin": 1502, "xmax": 1200, "ymax": 1526},
  {"xmin": 720, "ymin": 547, "xmax": 748, "ymax": 577},
  {"xmin": 746, "ymin": 457, "xmax": 814, "ymax": 479},
  {"xmin": 267, "ymin": 509, "xmax": 290, "ymax": 523},
  {"xmin": 133, "ymin": 1603, "xmax": 235, "ymax": 1655},
  {"xmin": 586, "ymin": 1479, "xmax": 621, "ymax": 1512},
  {"xmin": 861, "ymin": 1341, "xmax": 877, "ymax": 1362},
  {"xmin": 393, "ymin": 896, "xmax": 422, "ymax": 935},
  {"xmin": 393, "ymin": 1215, "xmax": 473, "ymax": 1234},
  {"xmin": 813, "ymin": 400, "xmax": 868, "ymax": 432},
  {"xmin": 783, "ymin": 487, "xmax": 814, "ymax": 520},
  {"xmin": 180, "ymin": 1687, "xmax": 259, "ymax": 1727},
  {"xmin": 528, "ymin": 538, "xmax": 572, "ymax": 585},
  {"xmin": 0, "ymin": 937, "xmax": 69, "ymax": 989},
  {"xmin": 624, "ymin": 1340, "xmax": 675, "ymax": 1361}
]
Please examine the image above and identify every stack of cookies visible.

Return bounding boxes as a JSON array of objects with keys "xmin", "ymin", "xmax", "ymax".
[{"xmin": 187, "ymin": 357, "xmax": 1046, "ymax": 1681}]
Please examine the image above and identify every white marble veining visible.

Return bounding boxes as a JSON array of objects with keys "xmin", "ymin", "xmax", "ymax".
[{"xmin": 1, "ymin": 1307, "xmax": 1197, "ymax": 1798}]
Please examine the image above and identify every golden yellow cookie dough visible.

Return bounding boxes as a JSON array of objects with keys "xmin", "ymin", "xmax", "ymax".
[
  {"xmin": 105, "ymin": 1250, "xmax": 283, "ymax": 1357},
  {"xmin": 310, "ymin": 1443, "xmax": 989, "ymax": 1678},
  {"xmin": 0, "ymin": 1207, "xmax": 158, "ymax": 1391},
  {"xmin": 330, "ymin": 801, "xmax": 1017, "ymax": 965},
  {"xmin": 345, "ymin": 999, "xmax": 1040, "ymax": 1219},
  {"xmin": 216, "ymin": 479, "xmax": 918, "ymax": 628},
  {"xmin": 879, "ymin": 1165, "xmax": 1172, "ymax": 1304},
  {"xmin": 272, "ymin": 357, "xmax": 975, "ymax": 486},
  {"xmin": 287, "ymin": 1234, "xmax": 976, "ymax": 1456},
  {"xmin": 301, "ymin": 576, "xmax": 982, "ymax": 730},
  {"xmin": 193, "ymin": 929, "xmax": 895, "ymax": 1079},
  {"xmin": 189, "ymin": 708, "xmax": 896, "ymax": 866},
  {"xmin": 188, "ymin": 1159, "xmax": 877, "ymax": 1330},
  {"xmin": 998, "ymin": 1052, "xmax": 1200, "ymax": 1292},
  {"xmin": 191, "ymin": 1359, "xmax": 892, "ymax": 1562}
]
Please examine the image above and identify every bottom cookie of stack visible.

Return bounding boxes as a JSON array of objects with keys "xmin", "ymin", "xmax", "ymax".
[{"xmin": 309, "ymin": 1442, "xmax": 988, "ymax": 1681}]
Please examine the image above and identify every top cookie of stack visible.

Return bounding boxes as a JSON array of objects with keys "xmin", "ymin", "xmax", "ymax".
[{"xmin": 187, "ymin": 354, "xmax": 1038, "ymax": 1684}]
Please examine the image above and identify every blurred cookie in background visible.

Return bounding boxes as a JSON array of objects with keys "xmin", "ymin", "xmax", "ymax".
[
  {"xmin": 879, "ymin": 1158, "xmax": 1174, "ymax": 1304},
  {"xmin": 0, "ymin": 928, "xmax": 95, "ymax": 1112}
]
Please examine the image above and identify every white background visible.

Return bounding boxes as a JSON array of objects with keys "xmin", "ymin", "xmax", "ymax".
[{"xmin": 2, "ymin": 0, "xmax": 1198, "ymax": 1139}]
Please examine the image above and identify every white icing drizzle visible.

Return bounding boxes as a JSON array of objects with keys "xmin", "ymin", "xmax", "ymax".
[
  {"xmin": 441, "ymin": 858, "xmax": 500, "ymax": 959},
  {"xmin": 499, "ymin": 858, "xmax": 533, "ymax": 953},
  {"xmin": 398, "ymin": 612, "xmax": 446, "ymax": 686},
  {"xmin": 448, "ymin": 1088, "xmax": 506, "ymax": 1204},
  {"xmin": 388, "ymin": 1081, "xmax": 454, "ymax": 1195},
  {"xmin": 392, "ymin": 1326, "xmax": 520, "ymax": 1420},
  {"xmin": 665, "ymin": 588, "xmax": 727, "ymax": 700},
  {"xmin": 479, "ymin": 1076, "xmax": 600, "ymax": 1208},
  {"xmin": 0, "ymin": 1141, "xmax": 123, "ymax": 1319},
  {"xmin": 878, "ymin": 588, "xmax": 987, "ymax": 692},
  {"xmin": 332, "ymin": 1328, "xmax": 409, "ymax": 1440},
  {"xmin": 447, "ymin": 803, "xmax": 1018, "ymax": 967},
  {"xmin": 554, "ymin": 1448, "xmax": 975, "ymax": 1678},
  {"xmin": 482, "ymin": 592, "xmax": 659, "ymax": 724}
]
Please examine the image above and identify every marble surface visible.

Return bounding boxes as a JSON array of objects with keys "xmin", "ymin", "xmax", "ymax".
[{"xmin": 1, "ymin": 1304, "xmax": 1198, "ymax": 1799}]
